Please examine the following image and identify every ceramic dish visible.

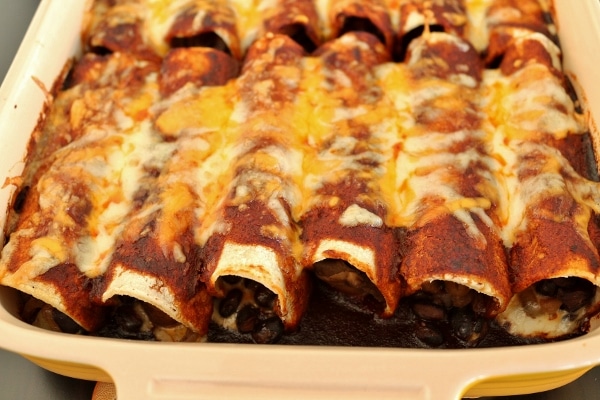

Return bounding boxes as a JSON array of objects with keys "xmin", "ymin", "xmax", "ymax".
[{"xmin": 0, "ymin": 1, "xmax": 600, "ymax": 399}]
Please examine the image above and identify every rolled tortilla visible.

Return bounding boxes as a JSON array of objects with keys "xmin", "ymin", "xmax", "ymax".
[
  {"xmin": 327, "ymin": 0, "xmax": 395, "ymax": 53},
  {"xmin": 83, "ymin": 0, "xmax": 161, "ymax": 61},
  {"xmin": 200, "ymin": 34, "xmax": 310, "ymax": 334},
  {"xmin": 397, "ymin": 32, "xmax": 512, "ymax": 345},
  {"xmin": 0, "ymin": 53, "xmax": 162, "ymax": 331},
  {"xmin": 396, "ymin": 0, "xmax": 468, "ymax": 59},
  {"xmin": 158, "ymin": 47, "xmax": 240, "ymax": 96},
  {"xmin": 260, "ymin": 0, "xmax": 322, "ymax": 53},
  {"xmin": 485, "ymin": 30, "xmax": 600, "ymax": 338},
  {"xmin": 299, "ymin": 32, "xmax": 401, "ymax": 316},
  {"xmin": 165, "ymin": 0, "xmax": 242, "ymax": 59},
  {"xmin": 483, "ymin": 0, "xmax": 557, "ymax": 67},
  {"xmin": 100, "ymin": 48, "xmax": 240, "ymax": 336}
]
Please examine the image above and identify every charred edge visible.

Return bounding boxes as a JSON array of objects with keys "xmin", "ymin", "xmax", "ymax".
[
  {"xmin": 584, "ymin": 133, "xmax": 600, "ymax": 183},
  {"xmin": 564, "ymin": 75, "xmax": 584, "ymax": 115},
  {"xmin": 170, "ymin": 32, "xmax": 232, "ymax": 56},
  {"xmin": 394, "ymin": 24, "xmax": 445, "ymax": 62},
  {"xmin": 11, "ymin": 185, "xmax": 29, "ymax": 214},
  {"xmin": 541, "ymin": 11, "xmax": 560, "ymax": 46}
]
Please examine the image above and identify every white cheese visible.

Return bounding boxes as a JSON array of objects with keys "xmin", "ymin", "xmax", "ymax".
[{"xmin": 339, "ymin": 204, "xmax": 383, "ymax": 228}]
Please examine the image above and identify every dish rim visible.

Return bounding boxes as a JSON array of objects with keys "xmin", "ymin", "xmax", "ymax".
[{"xmin": 1, "ymin": 0, "xmax": 600, "ymax": 399}]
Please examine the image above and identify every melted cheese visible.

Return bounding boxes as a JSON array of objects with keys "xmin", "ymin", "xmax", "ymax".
[
  {"xmin": 151, "ymin": 83, "xmax": 240, "ymax": 251},
  {"xmin": 339, "ymin": 204, "xmax": 384, "ymax": 228},
  {"xmin": 481, "ymin": 54, "xmax": 592, "ymax": 247},
  {"xmin": 3, "ymin": 7, "xmax": 600, "ymax": 338},
  {"xmin": 6, "ymin": 32, "xmax": 594, "ymax": 272},
  {"xmin": 465, "ymin": 0, "xmax": 493, "ymax": 52}
]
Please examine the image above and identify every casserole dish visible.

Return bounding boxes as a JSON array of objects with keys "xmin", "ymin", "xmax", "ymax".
[{"xmin": 1, "ymin": 0, "xmax": 600, "ymax": 399}]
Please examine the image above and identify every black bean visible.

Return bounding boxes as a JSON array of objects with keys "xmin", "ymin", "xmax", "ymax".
[
  {"xmin": 143, "ymin": 303, "xmax": 178, "ymax": 327},
  {"xmin": 32, "ymin": 306, "xmax": 61, "ymax": 332},
  {"xmin": 222, "ymin": 275, "xmax": 242, "ymax": 285},
  {"xmin": 553, "ymin": 277, "xmax": 578, "ymax": 290},
  {"xmin": 411, "ymin": 302, "xmax": 446, "ymax": 321},
  {"xmin": 450, "ymin": 308, "xmax": 474, "ymax": 341},
  {"xmin": 415, "ymin": 322, "xmax": 444, "ymax": 347},
  {"xmin": 535, "ymin": 280, "xmax": 558, "ymax": 297},
  {"xmin": 115, "ymin": 304, "xmax": 143, "ymax": 334},
  {"xmin": 450, "ymin": 308, "xmax": 488, "ymax": 344},
  {"xmin": 251, "ymin": 317, "xmax": 284, "ymax": 344},
  {"xmin": 244, "ymin": 279, "xmax": 261, "ymax": 291},
  {"xmin": 21, "ymin": 296, "xmax": 45, "ymax": 324},
  {"xmin": 444, "ymin": 282, "xmax": 470, "ymax": 297},
  {"xmin": 519, "ymin": 286, "xmax": 542, "ymax": 317},
  {"xmin": 236, "ymin": 305, "xmax": 259, "ymax": 333},
  {"xmin": 51, "ymin": 308, "xmax": 81, "ymax": 334},
  {"xmin": 445, "ymin": 282, "xmax": 473, "ymax": 308},
  {"xmin": 560, "ymin": 289, "xmax": 594, "ymax": 313},
  {"xmin": 472, "ymin": 316, "xmax": 487, "ymax": 335},
  {"xmin": 254, "ymin": 286, "xmax": 276, "ymax": 309},
  {"xmin": 420, "ymin": 280, "xmax": 444, "ymax": 294},
  {"xmin": 470, "ymin": 294, "xmax": 490, "ymax": 316},
  {"xmin": 219, "ymin": 289, "xmax": 243, "ymax": 318},
  {"xmin": 411, "ymin": 291, "xmax": 434, "ymax": 303}
]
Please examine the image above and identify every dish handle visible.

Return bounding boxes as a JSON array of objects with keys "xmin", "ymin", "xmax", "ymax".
[
  {"xmin": 99, "ymin": 349, "xmax": 473, "ymax": 400},
  {"xmin": 104, "ymin": 378, "xmax": 470, "ymax": 400}
]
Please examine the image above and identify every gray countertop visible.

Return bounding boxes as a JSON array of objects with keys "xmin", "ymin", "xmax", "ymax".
[{"xmin": 1, "ymin": 1, "xmax": 600, "ymax": 399}]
